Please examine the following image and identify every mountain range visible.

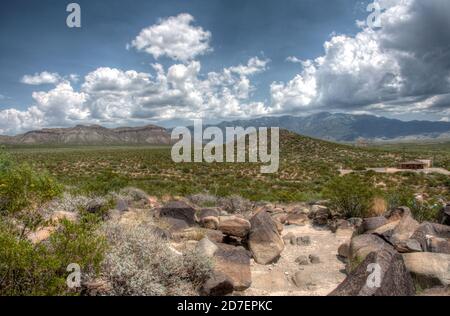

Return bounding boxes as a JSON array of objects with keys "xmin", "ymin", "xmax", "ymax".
[
  {"xmin": 1, "ymin": 112, "xmax": 449, "ymax": 145},
  {"xmin": 209, "ymin": 112, "xmax": 450, "ymax": 142},
  {"xmin": 0, "ymin": 124, "xmax": 171, "ymax": 145}
]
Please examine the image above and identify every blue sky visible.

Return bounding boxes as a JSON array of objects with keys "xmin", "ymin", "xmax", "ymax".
[{"xmin": 0, "ymin": 0, "xmax": 449, "ymax": 134}]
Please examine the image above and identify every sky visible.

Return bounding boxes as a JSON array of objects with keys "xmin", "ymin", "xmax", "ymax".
[{"xmin": 0, "ymin": 0, "xmax": 449, "ymax": 134}]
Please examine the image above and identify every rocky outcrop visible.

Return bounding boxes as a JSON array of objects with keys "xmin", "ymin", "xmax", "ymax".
[
  {"xmin": 402, "ymin": 253, "xmax": 450, "ymax": 288},
  {"xmin": 214, "ymin": 245, "xmax": 252, "ymax": 291},
  {"xmin": 248, "ymin": 211, "xmax": 285, "ymax": 265},
  {"xmin": 411, "ymin": 222, "xmax": 450, "ymax": 253},
  {"xmin": 330, "ymin": 249, "xmax": 415, "ymax": 296}
]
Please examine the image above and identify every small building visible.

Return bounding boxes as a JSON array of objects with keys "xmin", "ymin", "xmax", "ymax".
[
  {"xmin": 417, "ymin": 159, "xmax": 433, "ymax": 168},
  {"xmin": 398, "ymin": 160, "xmax": 428, "ymax": 170}
]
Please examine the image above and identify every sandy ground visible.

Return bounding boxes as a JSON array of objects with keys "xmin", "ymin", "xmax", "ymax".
[{"xmin": 241, "ymin": 223, "xmax": 353, "ymax": 296}]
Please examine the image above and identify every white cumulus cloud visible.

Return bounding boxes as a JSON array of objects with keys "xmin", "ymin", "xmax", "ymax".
[
  {"xmin": 21, "ymin": 71, "xmax": 62, "ymax": 85},
  {"xmin": 130, "ymin": 13, "xmax": 212, "ymax": 62}
]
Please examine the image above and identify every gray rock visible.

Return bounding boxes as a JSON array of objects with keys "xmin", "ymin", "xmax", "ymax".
[
  {"xmin": 200, "ymin": 271, "xmax": 234, "ymax": 296},
  {"xmin": 411, "ymin": 222, "xmax": 450, "ymax": 253},
  {"xmin": 297, "ymin": 236, "xmax": 311, "ymax": 246},
  {"xmin": 218, "ymin": 216, "xmax": 251, "ymax": 238},
  {"xmin": 159, "ymin": 200, "xmax": 197, "ymax": 226},
  {"xmin": 362, "ymin": 216, "xmax": 388, "ymax": 232},
  {"xmin": 330, "ymin": 248, "xmax": 415, "ymax": 296},
  {"xmin": 295, "ymin": 255, "xmax": 310, "ymax": 265},
  {"xmin": 213, "ymin": 245, "xmax": 252, "ymax": 291},
  {"xmin": 402, "ymin": 252, "xmax": 450, "ymax": 288},
  {"xmin": 309, "ymin": 254, "xmax": 321, "ymax": 264},
  {"xmin": 248, "ymin": 211, "xmax": 285, "ymax": 265},
  {"xmin": 196, "ymin": 238, "xmax": 219, "ymax": 258}
]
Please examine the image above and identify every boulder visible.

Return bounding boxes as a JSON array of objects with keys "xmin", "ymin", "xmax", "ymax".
[
  {"xmin": 370, "ymin": 220, "xmax": 400, "ymax": 238},
  {"xmin": 162, "ymin": 217, "xmax": 190, "ymax": 232},
  {"xmin": 248, "ymin": 211, "xmax": 285, "ymax": 265},
  {"xmin": 201, "ymin": 216, "xmax": 219, "ymax": 230},
  {"xmin": 159, "ymin": 201, "xmax": 197, "ymax": 226},
  {"xmin": 411, "ymin": 222, "xmax": 450, "ymax": 253},
  {"xmin": 213, "ymin": 245, "xmax": 252, "ymax": 291},
  {"xmin": 329, "ymin": 219, "xmax": 353, "ymax": 233},
  {"xmin": 196, "ymin": 237, "xmax": 219, "ymax": 258},
  {"xmin": 218, "ymin": 216, "xmax": 251, "ymax": 238},
  {"xmin": 309, "ymin": 205, "xmax": 331, "ymax": 226},
  {"xmin": 205, "ymin": 229, "xmax": 225, "ymax": 244},
  {"xmin": 330, "ymin": 249, "xmax": 415, "ymax": 296},
  {"xmin": 286, "ymin": 213, "xmax": 308, "ymax": 226},
  {"xmin": 338, "ymin": 243, "xmax": 350, "ymax": 259},
  {"xmin": 197, "ymin": 208, "xmax": 220, "ymax": 221},
  {"xmin": 348, "ymin": 234, "xmax": 392, "ymax": 271},
  {"xmin": 402, "ymin": 253, "xmax": 450, "ymax": 288},
  {"xmin": 389, "ymin": 210, "xmax": 420, "ymax": 252},
  {"xmin": 362, "ymin": 216, "xmax": 388, "ymax": 232},
  {"xmin": 271, "ymin": 212, "xmax": 288, "ymax": 224},
  {"xmin": 429, "ymin": 237, "xmax": 450, "ymax": 254},
  {"xmin": 200, "ymin": 271, "xmax": 234, "ymax": 296}
]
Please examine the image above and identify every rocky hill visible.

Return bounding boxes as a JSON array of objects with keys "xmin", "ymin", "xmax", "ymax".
[{"xmin": 0, "ymin": 124, "xmax": 172, "ymax": 145}]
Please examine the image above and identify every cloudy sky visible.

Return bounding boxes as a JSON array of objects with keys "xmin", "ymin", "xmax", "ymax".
[{"xmin": 0, "ymin": 0, "xmax": 449, "ymax": 134}]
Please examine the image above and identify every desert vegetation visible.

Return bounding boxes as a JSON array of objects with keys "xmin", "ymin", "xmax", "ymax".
[{"xmin": 0, "ymin": 131, "xmax": 448, "ymax": 296}]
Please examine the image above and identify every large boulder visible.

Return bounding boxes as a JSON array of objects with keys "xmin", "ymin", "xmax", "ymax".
[
  {"xmin": 402, "ymin": 253, "xmax": 450, "ymax": 288},
  {"xmin": 199, "ymin": 271, "xmax": 234, "ymax": 296},
  {"xmin": 286, "ymin": 213, "xmax": 308, "ymax": 226},
  {"xmin": 248, "ymin": 211, "xmax": 285, "ymax": 265},
  {"xmin": 348, "ymin": 234, "xmax": 392, "ymax": 271},
  {"xmin": 388, "ymin": 210, "xmax": 420, "ymax": 253},
  {"xmin": 330, "ymin": 249, "xmax": 415, "ymax": 296},
  {"xmin": 218, "ymin": 216, "xmax": 251, "ymax": 238},
  {"xmin": 411, "ymin": 222, "xmax": 450, "ymax": 253},
  {"xmin": 158, "ymin": 201, "xmax": 197, "ymax": 226},
  {"xmin": 362, "ymin": 216, "xmax": 388, "ymax": 232},
  {"xmin": 213, "ymin": 245, "xmax": 252, "ymax": 291},
  {"xmin": 196, "ymin": 237, "xmax": 219, "ymax": 258}
]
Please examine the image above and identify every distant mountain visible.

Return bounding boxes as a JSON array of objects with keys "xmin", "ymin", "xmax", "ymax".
[
  {"xmin": 211, "ymin": 112, "xmax": 450, "ymax": 142},
  {"xmin": 0, "ymin": 124, "xmax": 171, "ymax": 145}
]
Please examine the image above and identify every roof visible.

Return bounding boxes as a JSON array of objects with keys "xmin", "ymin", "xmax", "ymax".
[{"xmin": 399, "ymin": 161, "xmax": 427, "ymax": 165}]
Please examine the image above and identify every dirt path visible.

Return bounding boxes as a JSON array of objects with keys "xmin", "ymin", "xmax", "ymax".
[{"xmin": 242, "ymin": 223, "xmax": 353, "ymax": 296}]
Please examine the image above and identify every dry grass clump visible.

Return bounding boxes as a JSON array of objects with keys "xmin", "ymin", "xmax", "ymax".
[
  {"xmin": 100, "ymin": 220, "xmax": 212, "ymax": 296},
  {"xmin": 218, "ymin": 195, "xmax": 254, "ymax": 215}
]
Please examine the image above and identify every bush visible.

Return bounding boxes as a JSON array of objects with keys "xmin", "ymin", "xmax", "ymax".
[
  {"xmin": 385, "ymin": 188, "xmax": 441, "ymax": 222},
  {"xmin": 101, "ymin": 221, "xmax": 212, "ymax": 296},
  {"xmin": 0, "ymin": 157, "xmax": 62, "ymax": 214},
  {"xmin": 0, "ymin": 215, "xmax": 106, "ymax": 296},
  {"xmin": 323, "ymin": 175, "xmax": 375, "ymax": 218}
]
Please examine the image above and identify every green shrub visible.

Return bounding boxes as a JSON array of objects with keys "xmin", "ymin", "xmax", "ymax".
[
  {"xmin": 385, "ymin": 188, "xmax": 441, "ymax": 222},
  {"xmin": 0, "ymin": 215, "xmax": 106, "ymax": 296},
  {"xmin": 323, "ymin": 175, "xmax": 375, "ymax": 218},
  {"xmin": 0, "ymin": 160, "xmax": 62, "ymax": 214}
]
